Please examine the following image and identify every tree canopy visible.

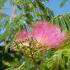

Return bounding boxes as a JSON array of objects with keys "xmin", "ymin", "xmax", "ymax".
[{"xmin": 0, "ymin": 0, "xmax": 70, "ymax": 70}]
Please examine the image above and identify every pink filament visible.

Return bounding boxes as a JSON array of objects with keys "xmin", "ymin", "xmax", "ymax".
[
  {"xmin": 32, "ymin": 21, "xmax": 66, "ymax": 48},
  {"xmin": 17, "ymin": 30, "xmax": 31, "ymax": 41}
]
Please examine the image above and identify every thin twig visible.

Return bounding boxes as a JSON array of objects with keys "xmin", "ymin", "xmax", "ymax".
[{"xmin": 15, "ymin": 62, "xmax": 25, "ymax": 70}]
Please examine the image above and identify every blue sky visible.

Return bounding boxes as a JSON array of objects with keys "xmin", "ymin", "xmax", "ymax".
[
  {"xmin": 47, "ymin": 0, "xmax": 70, "ymax": 16},
  {"xmin": 4, "ymin": 0, "xmax": 70, "ymax": 16}
]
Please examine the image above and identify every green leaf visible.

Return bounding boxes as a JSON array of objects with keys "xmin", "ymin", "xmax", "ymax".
[
  {"xmin": 50, "ymin": 13, "xmax": 70, "ymax": 31},
  {"xmin": 60, "ymin": 0, "xmax": 68, "ymax": 7}
]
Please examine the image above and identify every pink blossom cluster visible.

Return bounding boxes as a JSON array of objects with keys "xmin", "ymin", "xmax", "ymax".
[
  {"xmin": 17, "ymin": 30, "xmax": 31, "ymax": 41},
  {"xmin": 17, "ymin": 21, "xmax": 66, "ymax": 48}
]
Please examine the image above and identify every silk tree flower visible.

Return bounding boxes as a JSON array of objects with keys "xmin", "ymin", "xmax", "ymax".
[
  {"xmin": 17, "ymin": 30, "xmax": 32, "ymax": 46},
  {"xmin": 32, "ymin": 21, "xmax": 66, "ymax": 48},
  {"xmin": 17, "ymin": 30, "xmax": 32, "ymax": 41}
]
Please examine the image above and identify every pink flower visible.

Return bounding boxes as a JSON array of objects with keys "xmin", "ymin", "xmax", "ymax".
[
  {"xmin": 32, "ymin": 21, "xmax": 66, "ymax": 48},
  {"xmin": 17, "ymin": 30, "xmax": 31, "ymax": 41}
]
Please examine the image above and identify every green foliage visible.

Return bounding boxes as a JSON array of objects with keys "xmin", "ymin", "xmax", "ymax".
[
  {"xmin": 50, "ymin": 13, "xmax": 70, "ymax": 31},
  {"xmin": 0, "ymin": 0, "xmax": 7, "ymax": 8},
  {"xmin": 13, "ymin": 0, "xmax": 54, "ymax": 23},
  {"xmin": 42, "ymin": 47, "xmax": 70, "ymax": 70},
  {"xmin": 60, "ymin": 0, "xmax": 68, "ymax": 7},
  {"xmin": 0, "ymin": 13, "xmax": 8, "ymax": 19}
]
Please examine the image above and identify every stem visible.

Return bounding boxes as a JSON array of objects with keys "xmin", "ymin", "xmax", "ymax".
[
  {"xmin": 15, "ymin": 62, "xmax": 25, "ymax": 70},
  {"xmin": 29, "ymin": 47, "xmax": 40, "ymax": 70},
  {"xmin": 10, "ymin": 0, "xmax": 16, "ymax": 21}
]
